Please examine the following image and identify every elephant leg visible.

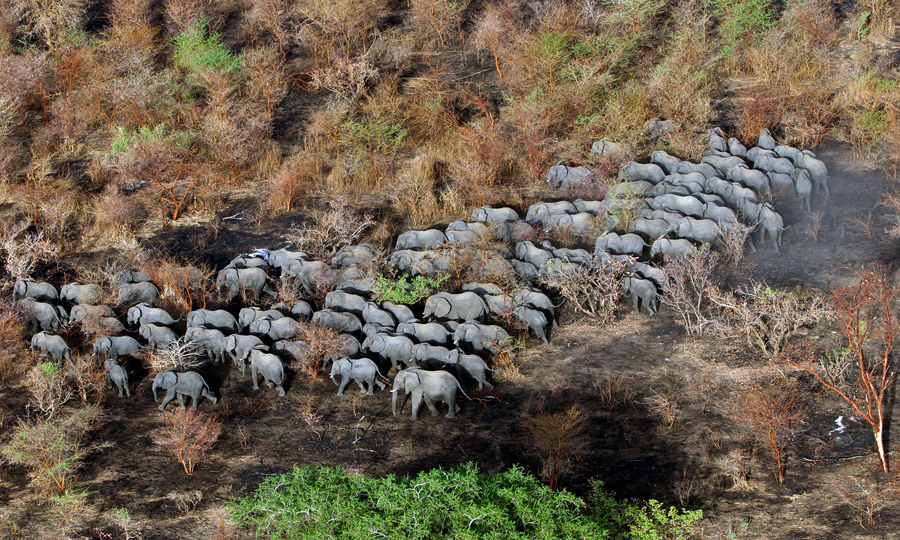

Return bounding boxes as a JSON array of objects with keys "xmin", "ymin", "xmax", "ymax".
[
  {"xmin": 445, "ymin": 396, "xmax": 458, "ymax": 419},
  {"xmin": 535, "ymin": 326, "xmax": 548, "ymax": 345},
  {"xmin": 107, "ymin": 374, "xmax": 113, "ymax": 389},
  {"xmin": 201, "ymin": 390, "xmax": 218, "ymax": 404},
  {"xmin": 354, "ymin": 377, "xmax": 368, "ymax": 394},
  {"xmin": 124, "ymin": 381, "xmax": 131, "ymax": 398},
  {"xmin": 266, "ymin": 380, "xmax": 274, "ymax": 388},
  {"xmin": 159, "ymin": 388, "xmax": 177, "ymax": 411},
  {"xmin": 632, "ymin": 294, "xmax": 640, "ymax": 314},
  {"xmin": 251, "ymin": 367, "xmax": 260, "ymax": 390},
  {"xmin": 423, "ymin": 396, "xmax": 440, "ymax": 417},
  {"xmin": 410, "ymin": 391, "xmax": 423, "ymax": 420},
  {"xmin": 375, "ymin": 378, "xmax": 386, "ymax": 391},
  {"xmin": 551, "ymin": 317, "xmax": 558, "ymax": 330},
  {"xmin": 178, "ymin": 392, "xmax": 187, "ymax": 408},
  {"xmin": 337, "ymin": 376, "xmax": 350, "ymax": 396}
]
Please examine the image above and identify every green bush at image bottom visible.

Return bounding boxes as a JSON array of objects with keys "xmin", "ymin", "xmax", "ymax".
[{"xmin": 229, "ymin": 462, "xmax": 701, "ymax": 540}]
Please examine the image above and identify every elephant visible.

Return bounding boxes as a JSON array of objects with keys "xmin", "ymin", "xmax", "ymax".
[
  {"xmin": 453, "ymin": 322, "xmax": 511, "ymax": 355},
  {"xmin": 707, "ymin": 127, "xmax": 728, "ymax": 153},
  {"xmin": 81, "ymin": 316, "xmax": 125, "ymax": 336},
  {"xmin": 139, "ymin": 324, "xmax": 177, "ymax": 349},
  {"xmin": 390, "ymin": 249, "xmax": 428, "ymax": 273},
  {"xmin": 622, "ymin": 275, "xmax": 659, "ymax": 315},
  {"xmin": 746, "ymin": 202, "xmax": 786, "ymax": 252},
  {"xmin": 491, "ymin": 220, "xmax": 537, "ymax": 243},
  {"xmin": 645, "ymin": 209, "xmax": 686, "ymax": 224},
  {"xmin": 69, "ymin": 304, "xmax": 116, "ymax": 324},
  {"xmin": 224, "ymin": 334, "xmax": 266, "ymax": 376},
  {"xmin": 445, "ymin": 230, "xmax": 478, "ymax": 246},
  {"xmin": 217, "ymin": 267, "xmax": 274, "ymax": 302},
  {"xmin": 591, "ymin": 139, "xmax": 631, "ymax": 161},
  {"xmin": 13, "ymin": 279, "xmax": 58, "ymax": 302},
  {"xmin": 396, "ymin": 229, "xmax": 447, "ymax": 250},
  {"xmin": 364, "ymin": 323, "xmax": 394, "ymax": 337},
  {"xmin": 618, "ymin": 161, "xmax": 665, "ymax": 184},
  {"xmin": 649, "ymin": 194, "xmax": 705, "ymax": 218},
  {"xmin": 246, "ymin": 349, "xmax": 286, "ymax": 397},
  {"xmin": 791, "ymin": 168, "xmax": 813, "ymax": 212},
  {"xmin": 127, "ymin": 303, "xmax": 176, "ymax": 327},
  {"xmin": 774, "ymin": 144, "xmax": 802, "ymax": 160},
  {"xmin": 515, "ymin": 241, "xmax": 554, "ymax": 268},
  {"xmin": 152, "ymin": 370, "xmax": 217, "ymax": 411},
  {"xmin": 511, "ymin": 259, "xmax": 540, "ymax": 281},
  {"xmin": 392, "ymin": 368, "xmax": 470, "ymax": 420},
  {"xmin": 268, "ymin": 249, "xmax": 311, "ymax": 273},
  {"xmin": 651, "ymin": 150, "xmax": 681, "ymax": 174},
  {"xmin": 643, "ymin": 118, "xmax": 680, "ymax": 139},
  {"xmin": 758, "ymin": 128, "xmax": 777, "ymax": 149},
  {"xmin": 362, "ymin": 333, "xmax": 415, "ymax": 370},
  {"xmin": 525, "ymin": 201, "xmax": 577, "ymax": 223},
  {"xmin": 702, "ymin": 203, "xmax": 739, "ymax": 225},
  {"xmin": 471, "ymin": 206, "xmax": 519, "ymax": 223},
  {"xmin": 546, "ymin": 162, "xmax": 598, "ymax": 190},
  {"xmin": 705, "ymin": 177, "xmax": 731, "ymax": 198},
  {"xmin": 225, "ymin": 254, "xmax": 269, "ymax": 270},
  {"xmin": 93, "ymin": 335, "xmax": 141, "ymax": 360},
  {"xmin": 422, "ymin": 292, "xmax": 488, "ymax": 322},
  {"xmin": 767, "ymin": 171, "xmax": 794, "ymax": 193},
  {"xmin": 630, "ymin": 262, "xmax": 667, "ymax": 289},
  {"xmin": 249, "ymin": 316, "xmax": 300, "ymax": 342},
  {"xmin": 574, "ymin": 199, "xmax": 608, "ymax": 214},
  {"xmin": 446, "ymin": 220, "xmax": 490, "ymax": 235},
  {"xmin": 674, "ymin": 161, "xmax": 719, "ymax": 179},
  {"xmin": 17, "ymin": 299, "xmax": 62, "ymax": 332},
  {"xmin": 692, "ymin": 192, "xmax": 726, "ymax": 207},
  {"xmin": 412, "ymin": 343, "xmax": 454, "ymax": 363},
  {"xmin": 311, "ymin": 309, "xmax": 363, "ymax": 335},
  {"xmin": 513, "ymin": 306, "xmax": 550, "ymax": 344},
  {"xmin": 290, "ymin": 300, "xmax": 314, "ymax": 319},
  {"xmin": 186, "ymin": 309, "xmax": 238, "ymax": 333},
  {"xmin": 512, "ymin": 289, "xmax": 557, "ymax": 326},
  {"xmin": 542, "ymin": 245, "xmax": 592, "ymax": 266},
  {"xmin": 792, "ymin": 151, "xmax": 829, "ymax": 196},
  {"xmin": 650, "ymin": 238, "xmax": 696, "ymax": 261},
  {"xmin": 31, "ymin": 332, "xmax": 71, "ymax": 367},
  {"xmin": 332, "ymin": 244, "xmax": 378, "ymax": 268},
  {"xmin": 727, "ymin": 165, "xmax": 770, "ymax": 194},
  {"xmin": 115, "ymin": 269, "xmax": 151, "ymax": 284},
  {"xmin": 462, "ymin": 282, "xmax": 505, "ymax": 296},
  {"xmin": 594, "ymin": 232, "xmax": 646, "ymax": 257},
  {"xmin": 755, "ymin": 154, "xmax": 794, "ymax": 174},
  {"xmin": 701, "ymin": 155, "xmax": 746, "ymax": 177},
  {"xmin": 648, "ymin": 183, "xmax": 692, "ymax": 197},
  {"xmin": 272, "ymin": 339, "xmax": 309, "ymax": 362},
  {"xmin": 381, "ymin": 301, "xmax": 415, "ymax": 324},
  {"xmin": 115, "ymin": 281, "xmax": 160, "ymax": 306},
  {"xmin": 668, "ymin": 217, "xmax": 722, "ymax": 244},
  {"xmin": 362, "ymin": 303, "xmax": 397, "ymax": 327},
  {"xmin": 60, "ymin": 282, "xmax": 101, "ymax": 305},
  {"xmin": 185, "ymin": 327, "xmax": 228, "ymax": 364},
  {"xmin": 722, "ymin": 183, "xmax": 759, "ymax": 209},
  {"xmin": 325, "ymin": 290, "xmax": 369, "ymax": 316},
  {"xmin": 330, "ymin": 357, "xmax": 386, "ymax": 396},
  {"xmin": 104, "ymin": 359, "xmax": 131, "ymax": 398},
  {"xmin": 540, "ymin": 212, "xmax": 597, "ymax": 235},
  {"xmin": 446, "ymin": 350, "xmax": 494, "ymax": 391},
  {"xmin": 238, "ymin": 308, "xmax": 284, "ymax": 330},
  {"xmin": 396, "ymin": 321, "xmax": 452, "ymax": 345},
  {"xmin": 628, "ymin": 218, "xmax": 671, "ymax": 240}
]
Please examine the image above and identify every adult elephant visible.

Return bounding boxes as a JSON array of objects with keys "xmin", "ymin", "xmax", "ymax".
[
  {"xmin": 217, "ymin": 267, "xmax": 274, "ymax": 302},
  {"xmin": 622, "ymin": 275, "xmax": 659, "ymax": 315},
  {"xmin": 104, "ymin": 359, "xmax": 131, "ymax": 398},
  {"xmin": 17, "ymin": 299, "xmax": 63, "ymax": 332},
  {"xmin": 758, "ymin": 128, "xmax": 777, "ymax": 149},
  {"xmin": 649, "ymin": 194, "xmax": 705, "ymax": 218},
  {"xmin": 668, "ymin": 217, "xmax": 721, "ymax": 244},
  {"xmin": 127, "ymin": 303, "xmax": 177, "ymax": 327},
  {"xmin": 650, "ymin": 150, "xmax": 680, "ymax": 174},
  {"xmin": 546, "ymin": 162, "xmax": 598, "ymax": 190},
  {"xmin": 525, "ymin": 201, "xmax": 577, "ymax": 223},
  {"xmin": 745, "ymin": 203, "xmax": 786, "ymax": 252},
  {"xmin": 381, "ymin": 302, "xmax": 415, "ymax": 324},
  {"xmin": 574, "ymin": 199, "xmax": 608, "ymax": 214},
  {"xmin": 70, "ymin": 304, "xmax": 116, "ymax": 324},
  {"xmin": 396, "ymin": 229, "xmax": 447, "ymax": 250},
  {"xmin": 362, "ymin": 303, "xmax": 397, "ymax": 327},
  {"xmin": 628, "ymin": 218, "xmax": 671, "ymax": 240},
  {"xmin": 515, "ymin": 241, "xmax": 554, "ymax": 268},
  {"xmin": 618, "ymin": 161, "xmax": 665, "ymax": 184},
  {"xmin": 224, "ymin": 334, "xmax": 266, "ymax": 376},
  {"xmin": 246, "ymin": 349, "xmax": 286, "ymax": 397},
  {"xmin": 311, "ymin": 309, "xmax": 363, "ymax": 335},
  {"xmin": 446, "ymin": 220, "xmax": 490, "ymax": 235},
  {"xmin": 93, "ymin": 335, "xmax": 141, "ymax": 360},
  {"xmin": 139, "ymin": 324, "xmax": 177, "ymax": 349},
  {"xmin": 115, "ymin": 280, "xmax": 159, "ymax": 306},
  {"xmin": 13, "ymin": 279, "xmax": 58, "ymax": 302},
  {"xmin": 31, "ymin": 332, "xmax": 71, "ymax": 367},
  {"xmin": 325, "ymin": 290, "xmax": 369, "ymax": 316},
  {"xmin": 330, "ymin": 357, "xmax": 387, "ymax": 396},
  {"xmin": 727, "ymin": 165, "xmax": 770, "ymax": 194},
  {"xmin": 728, "ymin": 137, "xmax": 748, "ymax": 157},
  {"xmin": 238, "ymin": 308, "xmax": 284, "ymax": 330},
  {"xmin": 453, "ymin": 322, "xmax": 510, "ymax": 355},
  {"xmin": 446, "ymin": 350, "xmax": 494, "ymax": 391},
  {"xmin": 422, "ymin": 292, "xmax": 488, "ymax": 322},
  {"xmin": 630, "ymin": 262, "xmax": 667, "ymax": 289},
  {"xmin": 186, "ymin": 309, "xmax": 238, "ymax": 333},
  {"xmin": 185, "ymin": 327, "xmax": 228, "ymax": 364},
  {"xmin": 412, "ymin": 343, "xmax": 454, "ymax": 363},
  {"xmin": 60, "ymin": 282, "xmax": 101, "ymax": 305},
  {"xmin": 650, "ymin": 238, "xmax": 696, "ymax": 261},
  {"xmin": 152, "ymin": 371, "xmax": 218, "ymax": 411},
  {"xmin": 396, "ymin": 322, "xmax": 452, "ymax": 345},
  {"xmin": 701, "ymin": 155, "xmax": 746, "ymax": 177},
  {"xmin": 471, "ymin": 206, "xmax": 519, "ymax": 223},
  {"xmin": 594, "ymin": 232, "xmax": 646, "ymax": 257},
  {"xmin": 362, "ymin": 333, "xmax": 415, "ymax": 370},
  {"xmin": 702, "ymin": 203, "xmax": 739, "ymax": 225},
  {"xmin": 674, "ymin": 161, "xmax": 718, "ymax": 179},
  {"xmin": 722, "ymin": 183, "xmax": 759, "ymax": 209},
  {"xmin": 755, "ymin": 154, "xmax": 794, "ymax": 174},
  {"xmin": 249, "ymin": 317, "xmax": 300, "ymax": 341},
  {"xmin": 392, "ymin": 368, "xmax": 470, "ymax": 420},
  {"xmin": 540, "ymin": 212, "xmax": 597, "ymax": 235},
  {"xmin": 491, "ymin": 220, "xmax": 537, "ymax": 243},
  {"xmin": 791, "ymin": 168, "xmax": 813, "ymax": 212},
  {"xmin": 513, "ymin": 306, "xmax": 551, "ymax": 344},
  {"xmin": 268, "ymin": 249, "xmax": 311, "ymax": 273},
  {"xmin": 793, "ymin": 151, "xmax": 829, "ymax": 196}
]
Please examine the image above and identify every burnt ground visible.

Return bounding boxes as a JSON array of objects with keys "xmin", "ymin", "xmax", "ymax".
[{"xmin": 2, "ymin": 142, "xmax": 900, "ymax": 540}]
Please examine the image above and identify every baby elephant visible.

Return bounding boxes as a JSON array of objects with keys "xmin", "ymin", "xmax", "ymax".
[
  {"xmin": 31, "ymin": 331, "xmax": 71, "ymax": 368},
  {"xmin": 622, "ymin": 275, "xmax": 659, "ymax": 315},
  {"xmin": 104, "ymin": 359, "xmax": 131, "ymax": 398},
  {"xmin": 330, "ymin": 357, "xmax": 387, "ymax": 396}
]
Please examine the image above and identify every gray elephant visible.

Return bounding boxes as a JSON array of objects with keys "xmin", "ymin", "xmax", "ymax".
[
  {"xmin": 511, "ymin": 259, "xmax": 540, "ymax": 281},
  {"xmin": 217, "ymin": 267, "xmax": 274, "ymax": 302},
  {"xmin": 491, "ymin": 220, "xmax": 537, "ymax": 243},
  {"xmin": 224, "ymin": 334, "xmax": 266, "ymax": 376},
  {"xmin": 649, "ymin": 194, "xmax": 705, "ymax": 218},
  {"xmin": 392, "ymin": 368, "xmax": 470, "ymax": 420},
  {"xmin": 186, "ymin": 309, "xmax": 238, "ymax": 333},
  {"xmin": 423, "ymin": 292, "xmax": 488, "ymax": 322},
  {"xmin": 225, "ymin": 254, "xmax": 269, "ymax": 270},
  {"xmin": 774, "ymin": 144, "xmax": 801, "ymax": 159},
  {"xmin": 13, "ymin": 279, "xmax": 58, "ymax": 302},
  {"xmin": 60, "ymin": 282, "xmax": 101, "ymax": 305},
  {"xmin": 745, "ymin": 202, "xmax": 785, "ymax": 252},
  {"xmin": 541, "ymin": 212, "xmax": 597, "ymax": 235},
  {"xmin": 70, "ymin": 304, "xmax": 116, "ymax": 324},
  {"xmin": 31, "ymin": 332, "xmax": 71, "ymax": 367},
  {"xmin": 281, "ymin": 259, "xmax": 332, "ymax": 294},
  {"xmin": 396, "ymin": 321, "xmax": 451, "ymax": 345},
  {"xmin": 594, "ymin": 232, "xmax": 646, "ymax": 258},
  {"xmin": 17, "ymin": 299, "xmax": 62, "ymax": 332},
  {"xmin": 127, "ymin": 303, "xmax": 177, "ymax": 327},
  {"xmin": 726, "ymin": 165, "xmax": 770, "ymax": 194},
  {"xmin": 93, "ymin": 335, "xmax": 141, "ymax": 360},
  {"xmin": 574, "ymin": 199, "xmax": 608, "ymax": 214},
  {"xmin": 446, "ymin": 350, "xmax": 494, "ymax": 391},
  {"xmin": 668, "ymin": 217, "xmax": 721, "ymax": 244},
  {"xmin": 246, "ymin": 349, "xmax": 286, "ymax": 397},
  {"xmin": 515, "ymin": 241, "xmax": 554, "ymax": 268},
  {"xmin": 650, "ymin": 237, "xmax": 696, "ymax": 261},
  {"xmin": 461, "ymin": 282, "xmax": 504, "ymax": 296},
  {"xmin": 471, "ymin": 206, "xmax": 519, "ymax": 223},
  {"xmin": 674, "ymin": 161, "xmax": 718, "ymax": 179},
  {"xmin": 332, "ymin": 243, "xmax": 378, "ymax": 268},
  {"xmin": 363, "ymin": 323, "xmax": 393, "ymax": 336},
  {"xmin": 412, "ymin": 343, "xmax": 454, "ymax": 363},
  {"xmin": 645, "ymin": 209, "xmax": 686, "ymax": 224},
  {"xmin": 115, "ymin": 269, "xmax": 151, "ymax": 284},
  {"xmin": 311, "ymin": 309, "xmax": 363, "ymax": 335},
  {"xmin": 546, "ymin": 163, "xmax": 598, "ymax": 190},
  {"xmin": 446, "ymin": 220, "xmax": 490, "ymax": 235},
  {"xmin": 791, "ymin": 168, "xmax": 813, "ymax": 211},
  {"xmin": 513, "ymin": 306, "xmax": 550, "ymax": 344},
  {"xmin": 268, "ymin": 249, "xmax": 311, "ymax": 273},
  {"xmin": 643, "ymin": 118, "xmax": 680, "ymax": 139},
  {"xmin": 701, "ymin": 155, "xmax": 746, "ymax": 177},
  {"xmin": 446, "ymin": 229, "xmax": 479, "ymax": 246},
  {"xmin": 702, "ymin": 202, "xmax": 739, "ymax": 225},
  {"xmin": 648, "ymin": 182, "xmax": 691, "ymax": 197},
  {"xmin": 363, "ymin": 333, "xmax": 415, "ymax": 370},
  {"xmin": 618, "ymin": 161, "xmax": 665, "ymax": 184},
  {"xmin": 238, "ymin": 308, "xmax": 284, "ymax": 330},
  {"xmin": 152, "ymin": 370, "xmax": 217, "ymax": 411},
  {"xmin": 758, "ymin": 128, "xmax": 777, "ymax": 149},
  {"xmin": 542, "ymin": 244, "xmax": 592, "ymax": 266},
  {"xmin": 453, "ymin": 322, "xmax": 510, "ymax": 355},
  {"xmin": 525, "ymin": 201, "xmax": 577, "ymax": 223},
  {"xmin": 362, "ymin": 303, "xmax": 397, "ymax": 327},
  {"xmin": 591, "ymin": 139, "xmax": 631, "ymax": 161},
  {"xmin": 630, "ymin": 262, "xmax": 667, "ymax": 289},
  {"xmin": 628, "ymin": 218, "xmax": 671, "ymax": 240},
  {"xmin": 381, "ymin": 302, "xmax": 415, "ymax": 324},
  {"xmin": 755, "ymin": 153, "xmax": 794, "ymax": 174},
  {"xmin": 622, "ymin": 275, "xmax": 659, "ymax": 315},
  {"xmin": 325, "ymin": 290, "xmax": 369, "ymax": 316},
  {"xmin": 793, "ymin": 151, "xmax": 829, "ymax": 196},
  {"xmin": 396, "ymin": 229, "xmax": 447, "ymax": 250},
  {"xmin": 650, "ymin": 150, "xmax": 680, "ymax": 174},
  {"xmin": 104, "ymin": 359, "xmax": 131, "ymax": 398},
  {"xmin": 115, "ymin": 281, "xmax": 160, "ymax": 306},
  {"xmin": 707, "ymin": 127, "xmax": 728, "ymax": 152},
  {"xmin": 330, "ymin": 357, "xmax": 386, "ymax": 396},
  {"xmin": 139, "ymin": 324, "xmax": 178, "ymax": 349},
  {"xmin": 185, "ymin": 327, "xmax": 228, "ymax": 364},
  {"xmin": 249, "ymin": 316, "xmax": 300, "ymax": 341},
  {"xmin": 722, "ymin": 183, "xmax": 759, "ymax": 209}
]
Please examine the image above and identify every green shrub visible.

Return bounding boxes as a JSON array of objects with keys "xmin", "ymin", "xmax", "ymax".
[
  {"xmin": 374, "ymin": 273, "xmax": 448, "ymax": 305},
  {"xmin": 591, "ymin": 481, "xmax": 702, "ymax": 540},
  {"xmin": 711, "ymin": 0, "xmax": 776, "ymax": 44},
  {"xmin": 172, "ymin": 14, "xmax": 241, "ymax": 77}
]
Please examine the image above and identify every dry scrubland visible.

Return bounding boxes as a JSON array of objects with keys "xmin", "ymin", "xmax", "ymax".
[{"xmin": 1, "ymin": 0, "xmax": 900, "ymax": 538}]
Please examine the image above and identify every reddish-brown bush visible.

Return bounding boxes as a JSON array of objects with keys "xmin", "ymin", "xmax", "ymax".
[
  {"xmin": 523, "ymin": 405, "xmax": 588, "ymax": 490},
  {"xmin": 153, "ymin": 408, "xmax": 222, "ymax": 475}
]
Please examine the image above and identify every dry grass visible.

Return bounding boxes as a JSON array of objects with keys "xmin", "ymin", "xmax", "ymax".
[{"xmin": 0, "ymin": 301, "xmax": 29, "ymax": 381}]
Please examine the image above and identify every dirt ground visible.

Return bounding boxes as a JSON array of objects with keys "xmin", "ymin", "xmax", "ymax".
[{"xmin": 2, "ymin": 142, "xmax": 900, "ymax": 540}]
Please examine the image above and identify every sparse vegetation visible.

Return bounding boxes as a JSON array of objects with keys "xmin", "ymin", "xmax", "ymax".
[{"xmin": 152, "ymin": 408, "xmax": 222, "ymax": 475}]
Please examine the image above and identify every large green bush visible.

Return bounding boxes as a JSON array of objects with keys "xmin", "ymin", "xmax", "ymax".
[{"xmin": 229, "ymin": 463, "xmax": 701, "ymax": 539}]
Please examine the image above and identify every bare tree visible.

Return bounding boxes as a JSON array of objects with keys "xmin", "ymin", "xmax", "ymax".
[
  {"xmin": 538, "ymin": 258, "xmax": 628, "ymax": 323},
  {"xmin": 286, "ymin": 197, "xmax": 376, "ymax": 260},
  {"xmin": 660, "ymin": 244, "xmax": 721, "ymax": 335},
  {"xmin": 145, "ymin": 338, "xmax": 206, "ymax": 373}
]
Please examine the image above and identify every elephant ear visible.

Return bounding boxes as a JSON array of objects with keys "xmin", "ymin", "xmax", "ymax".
[
  {"xmin": 159, "ymin": 371, "xmax": 177, "ymax": 389},
  {"xmin": 434, "ymin": 297, "xmax": 452, "ymax": 318}
]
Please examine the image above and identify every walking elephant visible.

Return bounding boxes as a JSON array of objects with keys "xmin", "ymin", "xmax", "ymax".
[
  {"xmin": 446, "ymin": 350, "xmax": 494, "ymax": 391},
  {"xmin": 216, "ymin": 267, "xmax": 274, "ymax": 302},
  {"xmin": 13, "ymin": 279, "xmax": 58, "ymax": 302},
  {"xmin": 546, "ymin": 162, "xmax": 598, "ymax": 190},
  {"xmin": 152, "ymin": 370, "xmax": 217, "ymax": 411},
  {"xmin": 392, "ymin": 368, "xmax": 470, "ymax": 420},
  {"xmin": 525, "ymin": 201, "xmax": 577, "ymax": 223},
  {"xmin": 362, "ymin": 303, "xmax": 397, "ymax": 328},
  {"xmin": 224, "ymin": 334, "xmax": 266, "ymax": 376},
  {"xmin": 115, "ymin": 280, "xmax": 159, "ymax": 306},
  {"xmin": 238, "ymin": 308, "xmax": 284, "ymax": 330},
  {"xmin": 249, "ymin": 316, "xmax": 300, "ymax": 342},
  {"xmin": 618, "ymin": 161, "xmax": 665, "ymax": 184},
  {"xmin": 31, "ymin": 332, "xmax": 71, "ymax": 367},
  {"xmin": 650, "ymin": 238, "xmax": 696, "ymax": 261},
  {"xmin": 185, "ymin": 327, "xmax": 228, "ymax": 364},
  {"xmin": 396, "ymin": 322, "xmax": 452, "ymax": 345},
  {"xmin": 422, "ymin": 292, "xmax": 488, "ymax": 322},
  {"xmin": 622, "ymin": 276, "xmax": 659, "ymax": 315},
  {"xmin": 515, "ymin": 241, "xmax": 554, "ymax": 268},
  {"xmin": 139, "ymin": 324, "xmax": 178, "ymax": 349},
  {"xmin": 60, "ymin": 282, "xmax": 101, "ymax": 305},
  {"xmin": 247, "ymin": 349, "xmax": 286, "ymax": 397},
  {"xmin": 311, "ymin": 309, "xmax": 363, "ymax": 335},
  {"xmin": 668, "ymin": 217, "xmax": 721, "ymax": 244},
  {"xmin": 793, "ymin": 151, "xmax": 829, "ymax": 196},
  {"xmin": 93, "ymin": 335, "xmax": 141, "ymax": 360},
  {"xmin": 594, "ymin": 232, "xmax": 646, "ymax": 258},
  {"xmin": 513, "ymin": 306, "xmax": 551, "ymax": 344},
  {"xmin": 330, "ymin": 357, "xmax": 386, "ymax": 396},
  {"xmin": 453, "ymin": 322, "xmax": 511, "ymax": 354},
  {"xmin": 363, "ymin": 333, "xmax": 416, "ymax": 370},
  {"xmin": 17, "ymin": 299, "xmax": 63, "ymax": 332},
  {"xmin": 127, "ymin": 303, "xmax": 177, "ymax": 327},
  {"xmin": 104, "ymin": 359, "xmax": 131, "ymax": 398},
  {"xmin": 471, "ymin": 206, "xmax": 519, "ymax": 223},
  {"xmin": 186, "ymin": 309, "xmax": 238, "ymax": 333},
  {"xmin": 396, "ymin": 229, "xmax": 447, "ymax": 250},
  {"xmin": 325, "ymin": 290, "xmax": 368, "ymax": 316}
]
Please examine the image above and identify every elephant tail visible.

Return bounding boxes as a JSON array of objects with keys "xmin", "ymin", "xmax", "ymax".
[{"xmin": 456, "ymin": 380, "xmax": 472, "ymax": 401}]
